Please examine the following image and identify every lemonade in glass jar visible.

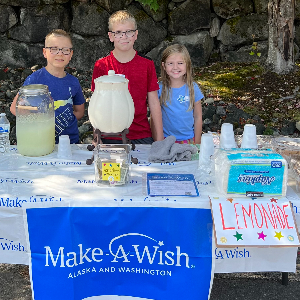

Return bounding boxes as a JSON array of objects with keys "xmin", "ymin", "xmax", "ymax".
[{"xmin": 16, "ymin": 84, "xmax": 55, "ymax": 156}]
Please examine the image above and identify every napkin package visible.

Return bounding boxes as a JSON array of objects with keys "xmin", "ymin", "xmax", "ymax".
[{"xmin": 214, "ymin": 149, "xmax": 288, "ymax": 197}]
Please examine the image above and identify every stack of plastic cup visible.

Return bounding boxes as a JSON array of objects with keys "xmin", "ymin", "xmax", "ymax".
[
  {"xmin": 220, "ymin": 123, "xmax": 237, "ymax": 149},
  {"xmin": 241, "ymin": 124, "xmax": 258, "ymax": 149},
  {"xmin": 199, "ymin": 133, "xmax": 215, "ymax": 165},
  {"xmin": 57, "ymin": 135, "xmax": 72, "ymax": 159}
]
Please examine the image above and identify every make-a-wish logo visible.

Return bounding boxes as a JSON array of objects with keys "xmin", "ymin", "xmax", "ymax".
[
  {"xmin": 0, "ymin": 238, "xmax": 27, "ymax": 252},
  {"xmin": 44, "ymin": 233, "xmax": 191, "ymax": 271},
  {"xmin": 215, "ymin": 247, "xmax": 251, "ymax": 259}
]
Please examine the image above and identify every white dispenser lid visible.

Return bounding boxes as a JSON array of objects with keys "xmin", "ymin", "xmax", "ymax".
[{"xmin": 94, "ymin": 70, "xmax": 127, "ymax": 83}]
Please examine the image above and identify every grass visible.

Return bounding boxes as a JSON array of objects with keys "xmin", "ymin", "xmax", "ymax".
[{"xmin": 193, "ymin": 61, "xmax": 300, "ymax": 132}]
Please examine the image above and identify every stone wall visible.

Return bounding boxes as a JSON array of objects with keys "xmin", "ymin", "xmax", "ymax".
[{"xmin": 1, "ymin": 0, "xmax": 300, "ymax": 72}]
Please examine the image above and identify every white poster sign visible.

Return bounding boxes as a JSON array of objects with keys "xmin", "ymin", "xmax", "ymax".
[{"xmin": 211, "ymin": 196, "xmax": 300, "ymax": 247}]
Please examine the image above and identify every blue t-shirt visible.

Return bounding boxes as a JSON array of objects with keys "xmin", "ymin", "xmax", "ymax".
[
  {"xmin": 158, "ymin": 82, "xmax": 204, "ymax": 141},
  {"xmin": 23, "ymin": 68, "xmax": 85, "ymax": 143}
]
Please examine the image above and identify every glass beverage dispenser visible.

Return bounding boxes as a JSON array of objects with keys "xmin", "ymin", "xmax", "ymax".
[{"xmin": 16, "ymin": 84, "xmax": 55, "ymax": 156}]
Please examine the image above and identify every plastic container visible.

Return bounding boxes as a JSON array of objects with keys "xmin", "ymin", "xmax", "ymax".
[
  {"xmin": 199, "ymin": 133, "xmax": 215, "ymax": 163},
  {"xmin": 16, "ymin": 84, "xmax": 55, "ymax": 156},
  {"xmin": 94, "ymin": 144, "xmax": 131, "ymax": 187},
  {"xmin": 57, "ymin": 135, "xmax": 72, "ymax": 159},
  {"xmin": 0, "ymin": 113, "xmax": 10, "ymax": 154},
  {"xmin": 241, "ymin": 124, "xmax": 258, "ymax": 149},
  {"xmin": 220, "ymin": 123, "xmax": 237, "ymax": 149},
  {"xmin": 214, "ymin": 148, "xmax": 288, "ymax": 197},
  {"xmin": 88, "ymin": 70, "xmax": 135, "ymax": 133}
]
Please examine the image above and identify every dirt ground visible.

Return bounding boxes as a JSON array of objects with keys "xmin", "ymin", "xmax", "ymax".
[
  {"xmin": 0, "ymin": 252, "xmax": 299, "ymax": 300},
  {"xmin": 195, "ymin": 62, "xmax": 300, "ymax": 134}
]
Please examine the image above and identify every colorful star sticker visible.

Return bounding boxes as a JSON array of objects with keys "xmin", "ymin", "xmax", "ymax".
[
  {"xmin": 233, "ymin": 231, "xmax": 243, "ymax": 241},
  {"xmin": 274, "ymin": 231, "xmax": 284, "ymax": 240},
  {"xmin": 258, "ymin": 231, "xmax": 267, "ymax": 240},
  {"xmin": 220, "ymin": 237, "xmax": 227, "ymax": 244},
  {"xmin": 270, "ymin": 198, "xmax": 278, "ymax": 203},
  {"xmin": 227, "ymin": 198, "xmax": 234, "ymax": 203}
]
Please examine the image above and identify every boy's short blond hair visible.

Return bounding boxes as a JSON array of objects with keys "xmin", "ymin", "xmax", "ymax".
[
  {"xmin": 45, "ymin": 29, "xmax": 72, "ymax": 46},
  {"xmin": 108, "ymin": 10, "xmax": 137, "ymax": 31}
]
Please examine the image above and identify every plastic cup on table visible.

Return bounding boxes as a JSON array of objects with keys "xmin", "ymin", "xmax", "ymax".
[
  {"xmin": 199, "ymin": 133, "xmax": 215, "ymax": 165},
  {"xmin": 220, "ymin": 123, "xmax": 237, "ymax": 149},
  {"xmin": 241, "ymin": 124, "xmax": 258, "ymax": 149},
  {"xmin": 57, "ymin": 135, "xmax": 72, "ymax": 159}
]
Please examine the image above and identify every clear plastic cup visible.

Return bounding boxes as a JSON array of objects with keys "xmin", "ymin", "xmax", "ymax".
[
  {"xmin": 57, "ymin": 135, "xmax": 72, "ymax": 159},
  {"xmin": 199, "ymin": 133, "xmax": 215, "ymax": 163},
  {"xmin": 220, "ymin": 123, "xmax": 236, "ymax": 149},
  {"xmin": 241, "ymin": 124, "xmax": 258, "ymax": 149}
]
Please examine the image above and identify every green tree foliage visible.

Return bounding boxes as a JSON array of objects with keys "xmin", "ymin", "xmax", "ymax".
[
  {"xmin": 249, "ymin": 42, "xmax": 261, "ymax": 57},
  {"xmin": 136, "ymin": 0, "xmax": 159, "ymax": 11}
]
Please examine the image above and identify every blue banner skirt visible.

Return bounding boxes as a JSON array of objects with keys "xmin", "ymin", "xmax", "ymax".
[{"xmin": 25, "ymin": 205, "xmax": 214, "ymax": 300}]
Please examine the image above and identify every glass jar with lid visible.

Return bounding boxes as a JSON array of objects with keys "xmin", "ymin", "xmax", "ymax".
[{"xmin": 16, "ymin": 84, "xmax": 55, "ymax": 156}]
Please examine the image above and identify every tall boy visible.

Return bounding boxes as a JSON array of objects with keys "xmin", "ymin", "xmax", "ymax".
[
  {"xmin": 91, "ymin": 10, "xmax": 163, "ymax": 144},
  {"xmin": 10, "ymin": 29, "xmax": 85, "ymax": 144}
]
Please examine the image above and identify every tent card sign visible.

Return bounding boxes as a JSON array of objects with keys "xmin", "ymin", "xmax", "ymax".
[
  {"xmin": 24, "ymin": 203, "xmax": 214, "ymax": 300},
  {"xmin": 210, "ymin": 196, "xmax": 300, "ymax": 247}
]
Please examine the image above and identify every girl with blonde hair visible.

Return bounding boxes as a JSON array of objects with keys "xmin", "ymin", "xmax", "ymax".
[{"xmin": 158, "ymin": 44, "xmax": 203, "ymax": 144}]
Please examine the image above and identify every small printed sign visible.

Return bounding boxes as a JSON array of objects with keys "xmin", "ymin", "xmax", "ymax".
[
  {"xmin": 102, "ymin": 162, "xmax": 121, "ymax": 182},
  {"xmin": 147, "ymin": 173, "xmax": 199, "ymax": 197}
]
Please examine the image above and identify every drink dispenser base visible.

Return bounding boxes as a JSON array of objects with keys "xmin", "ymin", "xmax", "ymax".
[{"xmin": 86, "ymin": 128, "xmax": 135, "ymax": 165}]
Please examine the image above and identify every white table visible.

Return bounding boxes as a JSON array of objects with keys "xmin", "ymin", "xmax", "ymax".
[{"xmin": 0, "ymin": 144, "xmax": 299, "ymax": 273}]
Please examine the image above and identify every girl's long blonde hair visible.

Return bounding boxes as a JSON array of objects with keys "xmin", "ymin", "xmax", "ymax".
[{"xmin": 160, "ymin": 44, "xmax": 195, "ymax": 111}]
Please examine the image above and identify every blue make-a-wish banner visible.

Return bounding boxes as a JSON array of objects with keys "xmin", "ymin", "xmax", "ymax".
[{"xmin": 25, "ymin": 205, "xmax": 213, "ymax": 300}]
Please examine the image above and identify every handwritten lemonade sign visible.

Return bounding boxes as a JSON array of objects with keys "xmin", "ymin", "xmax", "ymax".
[{"xmin": 211, "ymin": 196, "xmax": 300, "ymax": 247}]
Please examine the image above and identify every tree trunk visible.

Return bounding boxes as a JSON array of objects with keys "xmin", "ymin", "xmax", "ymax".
[{"xmin": 265, "ymin": 0, "xmax": 295, "ymax": 74}]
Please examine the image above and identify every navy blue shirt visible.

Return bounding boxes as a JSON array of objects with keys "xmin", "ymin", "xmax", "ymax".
[{"xmin": 24, "ymin": 68, "xmax": 85, "ymax": 143}]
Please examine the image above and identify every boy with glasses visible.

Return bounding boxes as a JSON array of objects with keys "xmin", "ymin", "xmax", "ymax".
[
  {"xmin": 91, "ymin": 10, "xmax": 163, "ymax": 144},
  {"xmin": 10, "ymin": 29, "xmax": 85, "ymax": 144}
]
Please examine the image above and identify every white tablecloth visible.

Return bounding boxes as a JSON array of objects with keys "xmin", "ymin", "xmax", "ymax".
[{"xmin": 0, "ymin": 144, "xmax": 299, "ymax": 272}]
